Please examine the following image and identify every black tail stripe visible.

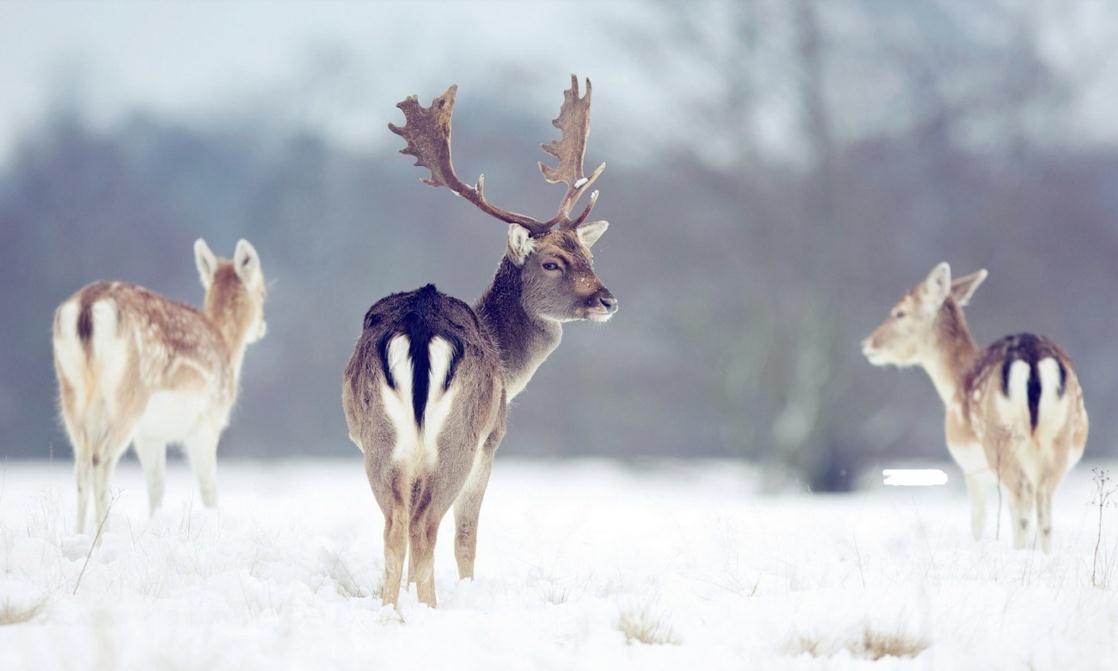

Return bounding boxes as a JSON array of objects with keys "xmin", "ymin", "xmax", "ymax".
[
  {"xmin": 405, "ymin": 315, "xmax": 432, "ymax": 430},
  {"xmin": 376, "ymin": 331, "xmax": 397, "ymax": 390},
  {"xmin": 443, "ymin": 335, "xmax": 465, "ymax": 391},
  {"xmin": 1026, "ymin": 362, "xmax": 1041, "ymax": 432},
  {"xmin": 998, "ymin": 334, "xmax": 1057, "ymax": 432},
  {"xmin": 374, "ymin": 286, "xmax": 465, "ymax": 429},
  {"xmin": 77, "ymin": 302, "xmax": 94, "ymax": 342}
]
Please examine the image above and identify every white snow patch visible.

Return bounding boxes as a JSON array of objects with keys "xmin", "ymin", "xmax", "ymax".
[{"xmin": 0, "ymin": 458, "xmax": 1115, "ymax": 670}]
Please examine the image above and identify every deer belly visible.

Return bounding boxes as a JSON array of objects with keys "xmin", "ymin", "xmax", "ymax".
[
  {"xmin": 136, "ymin": 390, "xmax": 211, "ymax": 443},
  {"xmin": 946, "ymin": 442, "xmax": 988, "ymax": 476}
]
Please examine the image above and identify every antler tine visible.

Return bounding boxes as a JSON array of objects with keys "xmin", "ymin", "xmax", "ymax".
[
  {"xmin": 389, "ymin": 85, "xmax": 553, "ymax": 235},
  {"xmin": 539, "ymin": 75, "xmax": 607, "ymax": 229}
]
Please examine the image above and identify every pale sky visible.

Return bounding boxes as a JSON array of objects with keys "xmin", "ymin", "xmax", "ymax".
[
  {"xmin": 0, "ymin": 1, "xmax": 651, "ymax": 162},
  {"xmin": 1, "ymin": 1, "xmax": 1115, "ymax": 167}
]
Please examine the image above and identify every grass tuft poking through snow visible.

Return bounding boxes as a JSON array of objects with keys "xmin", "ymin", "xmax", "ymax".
[
  {"xmin": 0, "ymin": 599, "xmax": 45, "ymax": 626},
  {"xmin": 788, "ymin": 626, "xmax": 929, "ymax": 661},
  {"xmin": 617, "ymin": 605, "xmax": 680, "ymax": 646}
]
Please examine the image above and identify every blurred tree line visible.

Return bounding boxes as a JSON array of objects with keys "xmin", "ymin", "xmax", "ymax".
[{"xmin": 1, "ymin": 0, "xmax": 1115, "ymax": 490}]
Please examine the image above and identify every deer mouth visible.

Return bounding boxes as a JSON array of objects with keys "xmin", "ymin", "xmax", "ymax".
[
  {"xmin": 584, "ymin": 302, "xmax": 618, "ymax": 322},
  {"xmin": 862, "ymin": 340, "xmax": 887, "ymax": 366}
]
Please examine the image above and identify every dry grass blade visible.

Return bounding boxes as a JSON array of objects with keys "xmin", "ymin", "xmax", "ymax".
[
  {"xmin": 0, "ymin": 599, "xmax": 45, "ymax": 626},
  {"xmin": 73, "ymin": 492, "xmax": 120, "ymax": 596}
]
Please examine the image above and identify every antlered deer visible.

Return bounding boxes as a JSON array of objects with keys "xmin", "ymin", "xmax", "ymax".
[
  {"xmin": 862, "ymin": 262, "xmax": 1087, "ymax": 552},
  {"xmin": 53, "ymin": 239, "xmax": 267, "ymax": 536},
  {"xmin": 342, "ymin": 76, "xmax": 617, "ymax": 608}
]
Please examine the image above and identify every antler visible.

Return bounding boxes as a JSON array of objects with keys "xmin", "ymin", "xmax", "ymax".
[
  {"xmin": 540, "ymin": 75, "xmax": 607, "ymax": 229},
  {"xmin": 389, "ymin": 76, "xmax": 605, "ymax": 236}
]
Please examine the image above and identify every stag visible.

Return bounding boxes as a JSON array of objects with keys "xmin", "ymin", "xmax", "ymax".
[{"xmin": 342, "ymin": 76, "xmax": 617, "ymax": 607}]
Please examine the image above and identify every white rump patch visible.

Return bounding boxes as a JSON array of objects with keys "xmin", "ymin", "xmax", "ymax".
[
  {"xmin": 53, "ymin": 297, "xmax": 131, "ymax": 449},
  {"xmin": 381, "ymin": 335, "xmax": 458, "ymax": 473},
  {"xmin": 381, "ymin": 336, "xmax": 420, "ymax": 468},
  {"xmin": 421, "ymin": 336, "xmax": 457, "ymax": 471},
  {"xmin": 89, "ymin": 300, "xmax": 129, "ymax": 416},
  {"xmin": 1035, "ymin": 357, "xmax": 1069, "ymax": 443},
  {"xmin": 53, "ymin": 301, "xmax": 86, "ymax": 399},
  {"xmin": 995, "ymin": 360, "xmax": 1031, "ymax": 429}
]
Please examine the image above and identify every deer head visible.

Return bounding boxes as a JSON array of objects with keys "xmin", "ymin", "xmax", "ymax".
[
  {"xmin": 194, "ymin": 238, "xmax": 268, "ymax": 346},
  {"xmin": 389, "ymin": 75, "xmax": 618, "ymax": 323},
  {"xmin": 862, "ymin": 262, "xmax": 987, "ymax": 368}
]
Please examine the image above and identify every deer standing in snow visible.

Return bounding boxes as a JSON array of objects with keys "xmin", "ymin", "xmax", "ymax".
[
  {"xmin": 342, "ymin": 76, "xmax": 617, "ymax": 608},
  {"xmin": 862, "ymin": 262, "xmax": 1087, "ymax": 552},
  {"xmin": 53, "ymin": 240, "xmax": 267, "ymax": 535}
]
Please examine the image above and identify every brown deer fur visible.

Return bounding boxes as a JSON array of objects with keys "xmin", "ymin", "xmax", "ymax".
[
  {"xmin": 53, "ymin": 239, "xmax": 266, "ymax": 536},
  {"xmin": 342, "ymin": 78, "xmax": 617, "ymax": 608},
  {"xmin": 862, "ymin": 262, "xmax": 1087, "ymax": 552}
]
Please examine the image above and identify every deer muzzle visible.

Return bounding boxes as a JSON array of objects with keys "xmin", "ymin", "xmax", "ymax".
[{"xmin": 586, "ymin": 287, "xmax": 618, "ymax": 322}]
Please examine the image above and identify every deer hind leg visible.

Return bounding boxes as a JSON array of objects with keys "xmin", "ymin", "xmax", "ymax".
[
  {"xmin": 74, "ymin": 453, "xmax": 93, "ymax": 534},
  {"xmin": 1035, "ymin": 484, "xmax": 1054, "ymax": 554},
  {"xmin": 409, "ymin": 516, "xmax": 439, "ymax": 608},
  {"xmin": 134, "ymin": 437, "xmax": 167, "ymax": 515},
  {"xmin": 964, "ymin": 472, "xmax": 992, "ymax": 541},
  {"xmin": 1006, "ymin": 476, "xmax": 1035, "ymax": 550},
  {"xmin": 58, "ymin": 389, "xmax": 93, "ymax": 533},
  {"xmin": 454, "ymin": 441, "xmax": 498, "ymax": 580},
  {"xmin": 381, "ymin": 501, "xmax": 410, "ymax": 609},
  {"xmin": 185, "ymin": 424, "xmax": 220, "ymax": 508},
  {"xmin": 90, "ymin": 428, "xmax": 133, "ymax": 543},
  {"xmin": 408, "ymin": 477, "xmax": 449, "ymax": 608}
]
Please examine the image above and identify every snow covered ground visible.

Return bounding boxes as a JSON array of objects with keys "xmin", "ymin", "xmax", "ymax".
[{"xmin": 1, "ymin": 457, "xmax": 1116, "ymax": 670}]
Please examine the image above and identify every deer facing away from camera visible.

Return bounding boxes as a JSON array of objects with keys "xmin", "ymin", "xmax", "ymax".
[
  {"xmin": 342, "ymin": 76, "xmax": 616, "ymax": 608},
  {"xmin": 862, "ymin": 262, "xmax": 1087, "ymax": 552},
  {"xmin": 53, "ymin": 239, "xmax": 267, "ymax": 536}
]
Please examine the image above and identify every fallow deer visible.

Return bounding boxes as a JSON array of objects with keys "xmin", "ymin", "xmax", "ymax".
[
  {"xmin": 862, "ymin": 262, "xmax": 1087, "ymax": 552},
  {"xmin": 342, "ymin": 76, "xmax": 617, "ymax": 608},
  {"xmin": 53, "ymin": 239, "xmax": 267, "ymax": 536}
]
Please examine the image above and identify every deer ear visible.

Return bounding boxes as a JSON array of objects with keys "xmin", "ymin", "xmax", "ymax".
[
  {"xmin": 951, "ymin": 269, "xmax": 988, "ymax": 307},
  {"xmin": 506, "ymin": 224, "xmax": 536, "ymax": 266},
  {"xmin": 194, "ymin": 239, "xmax": 217, "ymax": 289},
  {"xmin": 923, "ymin": 262, "xmax": 952, "ymax": 305},
  {"xmin": 234, "ymin": 239, "xmax": 262, "ymax": 287},
  {"xmin": 576, "ymin": 220, "xmax": 609, "ymax": 248}
]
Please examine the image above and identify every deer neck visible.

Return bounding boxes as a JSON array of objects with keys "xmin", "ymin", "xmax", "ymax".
[
  {"xmin": 203, "ymin": 303, "xmax": 251, "ymax": 389},
  {"xmin": 475, "ymin": 257, "xmax": 563, "ymax": 400},
  {"xmin": 922, "ymin": 300, "xmax": 979, "ymax": 408}
]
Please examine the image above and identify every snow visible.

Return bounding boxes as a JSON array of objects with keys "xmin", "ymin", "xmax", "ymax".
[{"xmin": 1, "ymin": 458, "xmax": 1116, "ymax": 670}]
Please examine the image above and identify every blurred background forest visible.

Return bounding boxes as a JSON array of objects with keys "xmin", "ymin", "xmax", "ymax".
[{"xmin": 2, "ymin": 0, "xmax": 1117, "ymax": 490}]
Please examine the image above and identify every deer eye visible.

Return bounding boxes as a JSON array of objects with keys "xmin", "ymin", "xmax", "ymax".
[
  {"xmin": 893, "ymin": 310, "xmax": 906, "ymax": 320},
  {"xmin": 542, "ymin": 262, "xmax": 561, "ymax": 272}
]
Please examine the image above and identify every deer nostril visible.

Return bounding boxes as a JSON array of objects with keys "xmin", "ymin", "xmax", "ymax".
[{"xmin": 598, "ymin": 294, "xmax": 618, "ymax": 312}]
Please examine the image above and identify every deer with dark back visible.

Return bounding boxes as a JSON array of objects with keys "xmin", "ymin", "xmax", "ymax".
[{"xmin": 342, "ymin": 76, "xmax": 617, "ymax": 608}]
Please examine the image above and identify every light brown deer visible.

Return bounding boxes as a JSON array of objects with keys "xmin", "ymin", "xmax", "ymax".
[
  {"xmin": 862, "ymin": 262, "xmax": 1087, "ymax": 552},
  {"xmin": 53, "ymin": 239, "xmax": 267, "ymax": 535},
  {"xmin": 342, "ymin": 76, "xmax": 616, "ymax": 608}
]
